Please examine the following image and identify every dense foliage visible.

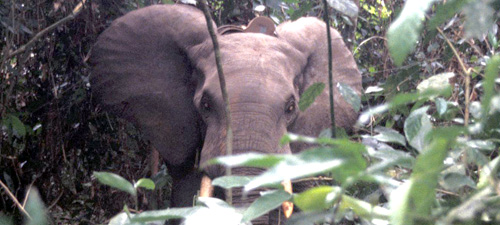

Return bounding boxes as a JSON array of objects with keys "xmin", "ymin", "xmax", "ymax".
[{"xmin": 1, "ymin": 0, "xmax": 500, "ymax": 224}]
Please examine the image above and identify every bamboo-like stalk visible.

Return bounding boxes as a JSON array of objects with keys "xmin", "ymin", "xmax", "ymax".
[
  {"xmin": 322, "ymin": 0, "xmax": 336, "ymax": 138},
  {"xmin": 198, "ymin": 0, "xmax": 233, "ymax": 205}
]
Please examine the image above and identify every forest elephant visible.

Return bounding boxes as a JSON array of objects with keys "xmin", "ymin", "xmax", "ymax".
[{"xmin": 90, "ymin": 3, "xmax": 361, "ymax": 224}]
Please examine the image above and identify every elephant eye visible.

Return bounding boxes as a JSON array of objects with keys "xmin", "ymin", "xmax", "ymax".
[
  {"xmin": 200, "ymin": 93, "xmax": 211, "ymax": 112},
  {"xmin": 285, "ymin": 98, "xmax": 296, "ymax": 114}
]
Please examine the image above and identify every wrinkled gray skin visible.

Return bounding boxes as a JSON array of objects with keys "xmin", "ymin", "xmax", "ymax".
[{"xmin": 91, "ymin": 4, "xmax": 361, "ymax": 224}]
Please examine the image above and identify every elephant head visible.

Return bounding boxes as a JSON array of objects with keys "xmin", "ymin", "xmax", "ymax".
[{"xmin": 90, "ymin": 3, "xmax": 361, "ymax": 224}]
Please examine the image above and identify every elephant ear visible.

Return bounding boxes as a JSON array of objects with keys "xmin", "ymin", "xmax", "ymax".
[
  {"xmin": 277, "ymin": 18, "xmax": 362, "ymax": 150},
  {"xmin": 90, "ymin": 4, "xmax": 211, "ymax": 171}
]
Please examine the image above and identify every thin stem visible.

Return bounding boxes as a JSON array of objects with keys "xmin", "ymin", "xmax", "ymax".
[
  {"xmin": 4, "ymin": 0, "xmax": 86, "ymax": 59},
  {"xmin": 198, "ymin": 0, "xmax": 233, "ymax": 205},
  {"xmin": 436, "ymin": 27, "xmax": 470, "ymax": 126},
  {"xmin": 322, "ymin": 0, "xmax": 336, "ymax": 138},
  {"xmin": 0, "ymin": 179, "xmax": 32, "ymax": 220}
]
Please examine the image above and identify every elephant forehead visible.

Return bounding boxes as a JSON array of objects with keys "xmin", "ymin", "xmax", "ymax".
[{"xmin": 217, "ymin": 33, "xmax": 305, "ymax": 78}]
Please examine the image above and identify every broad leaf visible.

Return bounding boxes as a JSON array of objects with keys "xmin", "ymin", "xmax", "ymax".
[
  {"xmin": 212, "ymin": 176, "xmax": 252, "ymax": 189},
  {"xmin": 131, "ymin": 207, "xmax": 203, "ymax": 222},
  {"xmin": 338, "ymin": 82, "xmax": 361, "ymax": 112},
  {"xmin": 242, "ymin": 190, "xmax": 292, "ymax": 222},
  {"xmin": 135, "ymin": 178, "xmax": 155, "ymax": 190},
  {"xmin": 244, "ymin": 140, "xmax": 366, "ymax": 191},
  {"xmin": 427, "ymin": 0, "xmax": 469, "ymax": 30},
  {"xmin": 435, "ymin": 98, "xmax": 448, "ymax": 116},
  {"xmin": 109, "ymin": 212, "xmax": 149, "ymax": 225},
  {"xmin": 327, "ymin": 0, "xmax": 359, "ymax": 18},
  {"xmin": 372, "ymin": 127, "xmax": 406, "ymax": 146},
  {"xmin": 207, "ymin": 153, "xmax": 285, "ymax": 168},
  {"xmin": 390, "ymin": 127, "xmax": 463, "ymax": 225},
  {"xmin": 298, "ymin": 82, "xmax": 325, "ymax": 111},
  {"xmin": 463, "ymin": 0, "xmax": 495, "ymax": 39},
  {"xmin": 404, "ymin": 106, "xmax": 432, "ymax": 152},
  {"xmin": 387, "ymin": 0, "xmax": 436, "ymax": 66},
  {"xmin": 416, "ymin": 73, "xmax": 454, "ymax": 97},
  {"xmin": 94, "ymin": 171, "xmax": 136, "ymax": 196},
  {"xmin": 440, "ymin": 172, "xmax": 475, "ymax": 192},
  {"xmin": 25, "ymin": 188, "xmax": 48, "ymax": 225},
  {"xmin": 293, "ymin": 186, "xmax": 340, "ymax": 212}
]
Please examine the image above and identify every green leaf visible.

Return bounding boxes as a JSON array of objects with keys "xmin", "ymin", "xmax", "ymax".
[
  {"xmin": 463, "ymin": 0, "xmax": 495, "ymax": 39},
  {"xmin": 338, "ymin": 82, "xmax": 361, "ymax": 112},
  {"xmin": 427, "ymin": 0, "xmax": 470, "ymax": 30},
  {"xmin": 340, "ymin": 195, "xmax": 390, "ymax": 221},
  {"xmin": 135, "ymin": 178, "xmax": 155, "ymax": 190},
  {"xmin": 212, "ymin": 176, "xmax": 252, "ymax": 189},
  {"xmin": 404, "ymin": 106, "xmax": 432, "ymax": 152},
  {"xmin": 390, "ymin": 127, "xmax": 463, "ymax": 225},
  {"xmin": 299, "ymin": 82, "xmax": 325, "ymax": 111},
  {"xmin": 294, "ymin": 186, "xmax": 340, "ymax": 212},
  {"xmin": 481, "ymin": 55, "xmax": 500, "ymax": 117},
  {"xmin": 94, "ymin": 171, "xmax": 136, "ymax": 196},
  {"xmin": 109, "ymin": 212, "xmax": 149, "ymax": 225},
  {"xmin": 245, "ymin": 140, "xmax": 366, "ymax": 191},
  {"xmin": 440, "ymin": 172, "xmax": 475, "ymax": 192},
  {"xmin": 327, "ymin": 0, "xmax": 359, "ymax": 18},
  {"xmin": 130, "ymin": 207, "xmax": 203, "ymax": 222},
  {"xmin": 366, "ymin": 145, "xmax": 415, "ymax": 172},
  {"xmin": 196, "ymin": 197, "xmax": 233, "ymax": 209},
  {"xmin": 206, "ymin": 153, "xmax": 285, "ymax": 168},
  {"xmin": 477, "ymin": 156, "xmax": 500, "ymax": 189},
  {"xmin": 25, "ymin": 188, "xmax": 48, "ymax": 225},
  {"xmin": 0, "ymin": 214, "xmax": 13, "ymax": 225},
  {"xmin": 286, "ymin": 209, "xmax": 336, "ymax": 225},
  {"xmin": 435, "ymin": 98, "xmax": 448, "ymax": 116},
  {"xmin": 4, "ymin": 114, "xmax": 27, "ymax": 138},
  {"xmin": 372, "ymin": 127, "xmax": 406, "ymax": 146},
  {"xmin": 242, "ymin": 190, "xmax": 292, "ymax": 222},
  {"xmin": 387, "ymin": 0, "xmax": 436, "ymax": 66},
  {"xmin": 416, "ymin": 72, "xmax": 454, "ymax": 97}
]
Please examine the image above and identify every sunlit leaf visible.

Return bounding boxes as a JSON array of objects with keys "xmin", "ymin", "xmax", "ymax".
[
  {"xmin": 109, "ymin": 212, "xmax": 149, "ymax": 225},
  {"xmin": 416, "ymin": 73, "xmax": 454, "ymax": 97},
  {"xmin": 481, "ymin": 55, "xmax": 500, "ymax": 116},
  {"xmin": 435, "ymin": 98, "xmax": 448, "ymax": 116},
  {"xmin": 404, "ymin": 106, "xmax": 432, "ymax": 152},
  {"xmin": 25, "ymin": 188, "xmax": 48, "ymax": 225},
  {"xmin": 427, "ymin": 0, "xmax": 469, "ymax": 30},
  {"xmin": 94, "ymin": 171, "xmax": 136, "ymax": 196},
  {"xmin": 477, "ymin": 156, "xmax": 500, "ymax": 189},
  {"xmin": 387, "ymin": 0, "xmax": 436, "ymax": 66},
  {"xmin": 244, "ymin": 140, "xmax": 366, "ymax": 191},
  {"xmin": 206, "ymin": 153, "xmax": 285, "ymax": 168},
  {"xmin": 463, "ymin": 0, "xmax": 495, "ymax": 39},
  {"xmin": 299, "ymin": 82, "xmax": 325, "ymax": 111},
  {"xmin": 338, "ymin": 82, "xmax": 361, "ymax": 112},
  {"xmin": 440, "ymin": 172, "xmax": 475, "ymax": 192},
  {"xmin": 327, "ymin": 0, "xmax": 359, "ymax": 18},
  {"xmin": 130, "ymin": 207, "xmax": 203, "ymax": 222},
  {"xmin": 372, "ymin": 127, "xmax": 406, "ymax": 146},
  {"xmin": 135, "ymin": 178, "xmax": 155, "ymax": 190},
  {"xmin": 242, "ymin": 190, "xmax": 292, "ymax": 222},
  {"xmin": 293, "ymin": 186, "xmax": 340, "ymax": 212},
  {"xmin": 390, "ymin": 127, "xmax": 463, "ymax": 225},
  {"xmin": 212, "ymin": 176, "xmax": 252, "ymax": 189}
]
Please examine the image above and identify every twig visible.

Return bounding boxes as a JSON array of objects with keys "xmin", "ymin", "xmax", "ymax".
[
  {"xmin": 4, "ymin": 0, "xmax": 87, "ymax": 59},
  {"xmin": 0, "ymin": 179, "xmax": 32, "ymax": 220},
  {"xmin": 322, "ymin": 0, "xmax": 336, "ymax": 138},
  {"xmin": 353, "ymin": 36, "xmax": 387, "ymax": 55},
  {"xmin": 198, "ymin": 0, "xmax": 233, "ymax": 205},
  {"xmin": 436, "ymin": 27, "xmax": 470, "ymax": 126}
]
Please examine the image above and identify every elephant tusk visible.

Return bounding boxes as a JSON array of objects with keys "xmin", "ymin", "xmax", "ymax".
[
  {"xmin": 199, "ymin": 175, "xmax": 214, "ymax": 197},
  {"xmin": 281, "ymin": 179, "xmax": 293, "ymax": 218}
]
